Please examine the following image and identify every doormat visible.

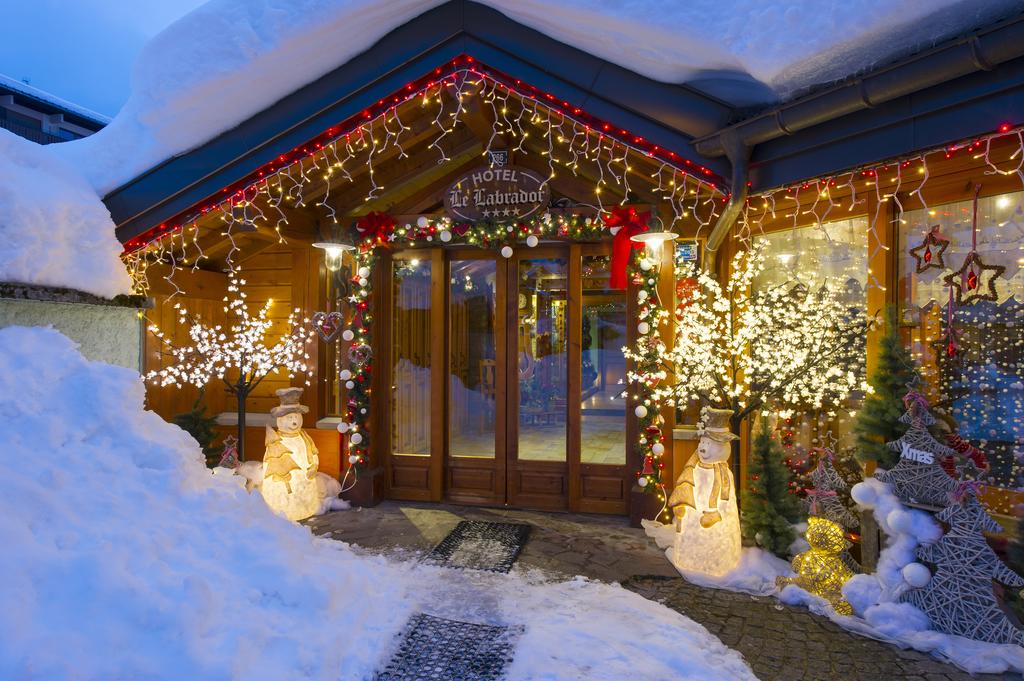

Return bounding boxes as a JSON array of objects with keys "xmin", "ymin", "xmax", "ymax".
[
  {"xmin": 375, "ymin": 613, "xmax": 522, "ymax": 681},
  {"xmin": 424, "ymin": 521, "xmax": 531, "ymax": 573}
]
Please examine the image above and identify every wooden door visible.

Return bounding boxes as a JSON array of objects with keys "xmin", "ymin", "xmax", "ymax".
[
  {"xmin": 383, "ymin": 244, "xmax": 629, "ymax": 514},
  {"xmin": 445, "ymin": 250, "xmax": 508, "ymax": 504},
  {"xmin": 505, "ymin": 247, "xmax": 571, "ymax": 510}
]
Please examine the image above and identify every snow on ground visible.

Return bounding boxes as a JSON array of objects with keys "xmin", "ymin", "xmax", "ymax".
[
  {"xmin": 0, "ymin": 129, "xmax": 131, "ymax": 298},
  {"xmin": 54, "ymin": 0, "xmax": 1021, "ymax": 195},
  {"xmin": 0, "ymin": 325, "xmax": 754, "ymax": 680},
  {"xmin": 645, "ymin": 480, "xmax": 1024, "ymax": 676},
  {"xmin": 644, "ymin": 519, "xmax": 792, "ymax": 596}
]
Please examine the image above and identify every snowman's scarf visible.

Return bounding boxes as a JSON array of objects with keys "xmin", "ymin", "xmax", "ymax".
[{"xmin": 668, "ymin": 451, "xmax": 732, "ymax": 514}]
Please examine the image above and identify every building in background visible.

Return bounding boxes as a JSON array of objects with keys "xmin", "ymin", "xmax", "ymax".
[{"xmin": 0, "ymin": 73, "xmax": 107, "ymax": 144}]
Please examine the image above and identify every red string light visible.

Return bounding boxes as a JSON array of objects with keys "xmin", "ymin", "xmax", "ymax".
[{"xmin": 124, "ymin": 55, "xmax": 724, "ymax": 253}]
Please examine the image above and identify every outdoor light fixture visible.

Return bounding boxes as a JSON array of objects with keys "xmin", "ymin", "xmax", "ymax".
[
  {"xmin": 630, "ymin": 230, "xmax": 678, "ymax": 258},
  {"xmin": 313, "ymin": 238, "xmax": 356, "ymax": 272}
]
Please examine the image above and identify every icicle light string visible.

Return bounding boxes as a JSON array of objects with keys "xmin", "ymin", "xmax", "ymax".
[
  {"xmin": 733, "ymin": 124, "xmax": 1024, "ymax": 502},
  {"xmin": 122, "ymin": 59, "xmax": 725, "ymax": 294}
]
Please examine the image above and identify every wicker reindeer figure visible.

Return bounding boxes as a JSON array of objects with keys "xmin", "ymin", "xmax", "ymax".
[{"xmin": 902, "ymin": 490, "xmax": 1024, "ymax": 645}]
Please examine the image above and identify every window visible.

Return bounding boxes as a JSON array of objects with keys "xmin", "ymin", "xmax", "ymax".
[
  {"xmin": 752, "ymin": 218, "xmax": 869, "ymax": 456},
  {"xmin": 899, "ymin": 191, "xmax": 1024, "ymax": 490}
]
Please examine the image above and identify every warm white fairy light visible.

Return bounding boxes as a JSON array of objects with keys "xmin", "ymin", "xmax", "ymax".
[
  {"xmin": 146, "ymin": 269, "xmax": 314, "ymax": 392},
  {"xmin": 627, "ymin": 240, "xmax": 870, "ymax": 426},
  {"xmin": 145, "ymin": 268, "xmax": 315, "ymax": 459}
]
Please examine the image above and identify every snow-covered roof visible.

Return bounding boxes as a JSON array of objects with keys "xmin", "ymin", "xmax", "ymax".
[
  {"xmin": 55, "ymin": 0, "xmax": 1022, "ymax": 197},
  {"xmin": 0, "ymin": 128, "xmax": 131, "ymax": 297},
  {"xmin": 0, "ymin": 72, "xmax": 110, "ymax": 127}
]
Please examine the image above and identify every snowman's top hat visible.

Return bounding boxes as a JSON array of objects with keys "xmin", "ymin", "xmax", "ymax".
[
  {"xmin": 700, "ymin": 407, "xmax": 738, "ymax": 443},
  {"xmin": 271, "ymin": 387, "xmax": 309, "ymax": 417}
]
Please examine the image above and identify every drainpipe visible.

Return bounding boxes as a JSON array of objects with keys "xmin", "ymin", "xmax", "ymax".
[
  {"xmin": 695, "ymin": 12, "xmax": 1024, "ymax": 159},
  {"xmin": 705, "ymin": 129, "xmax": 750, "ymax": 254}
]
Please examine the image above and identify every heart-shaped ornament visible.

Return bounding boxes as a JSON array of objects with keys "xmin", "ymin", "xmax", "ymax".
[{"xmin": 312, "ymin": 311, "xmax": 344, "ymax": 342}]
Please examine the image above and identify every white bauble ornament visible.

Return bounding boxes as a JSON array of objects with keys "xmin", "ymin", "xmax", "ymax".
[
  {"xmin": 635, "ymin": 405, "xmax": 648, "ymax": 418},
  {"xmin": 348, "ymin": 455, "xmax": 360, "ymax": 465},
  {"xmin": 637, "ymin": 322, "xmax": 650, "ymax": 335},
  {"xmin": 902, "ymin": 562, "xmax": 931, "ymax": 588},
  {"xmin": 526, "ymin": 235, "xmax": 539, "ymax": 248},
  {"xmin": 337, "ymin": 422, "xmax": 350, "ymax": 433},
  {"xmin": 652, "ymin": 442, "xmax": 665, "ymax": 456},
  {"xmin": 339, "ymin": 369, "xmax": 352, "ymax": 380},
  {"xmin": 416, "ymin": 216, "xmax": 429, "ymax": 228},
  {"xmin": 637, "ymin": 476, "xmax": 649, "ymax": 488},
  {"xmin": 358, "ymin": 277, "xmax": 368, "ymax": 287},
  {"xmin": 440, "ymin": 230, "xmax": 452, "ymax": 243},
  {"xmin": 345, "ymin": 380, "xmax": 355, "ymax": 389},
  {"xmin": 360, "ymin": 408, "xmax": 367, "ymax": 414},
  {"xmin": 500, "ymin": 246, "xmax": 514, "ymax": 258},
  {"xmin": 342, "ymin": 330, "xmax": 355, "ymax": 342},
  {"xmin": 349, "ymin": 432, "xmax": 363, "ymax": 445},
  {"xmin": 357, "ymin": 266, "xmax": 371, "ymax": 279},
  {"xmin": 638, "ymin": 290, "xmax": 648, "ymax": 302},
  {"xmin": 426, "ymin": 235, "xmax": 433, "ymax": 242},
  {"xmin": 640, "ymin": 259, "xmax": 653, "ymax": 271}
]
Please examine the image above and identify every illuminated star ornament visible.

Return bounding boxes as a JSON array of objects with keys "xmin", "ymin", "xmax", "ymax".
[
  {"xmin": 942, "ymin": 185, "xmax": 1006, "ymax": 306},
  {"xmin": 908, "ymin": 224, "xmax": 949, "ymax": 273}
]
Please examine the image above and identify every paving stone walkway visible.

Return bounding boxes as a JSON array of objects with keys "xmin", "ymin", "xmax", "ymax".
[{"xmin": 308, "ymin": 501, "xmax": 1017, "ymax": 681}]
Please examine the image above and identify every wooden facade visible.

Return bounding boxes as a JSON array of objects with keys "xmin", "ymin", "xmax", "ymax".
[{"xmin": 124, "ymin": 5, "xmax": 1024, "ymax": 521}]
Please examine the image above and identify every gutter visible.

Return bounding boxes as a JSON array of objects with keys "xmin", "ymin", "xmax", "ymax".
[
  {"xmin": 705, "ymin": 129, "xmax": 749, "ymax": 252},
  {"xmin": 695, "ymin": 12, "xmax": 1024, "ymax": 159}
]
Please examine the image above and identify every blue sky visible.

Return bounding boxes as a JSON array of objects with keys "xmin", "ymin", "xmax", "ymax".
[{"xmin": 0, "ymin": 1, "xmax": 205, "ymax": 117}]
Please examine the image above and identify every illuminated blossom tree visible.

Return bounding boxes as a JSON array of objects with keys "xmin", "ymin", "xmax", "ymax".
[
  {"xmin": 631, "ymin": 241, "xmax": 870, "ymax": 458},
  {"xmin": 146, "ymin": 270, "xmax": 314, "ymax": 459}
]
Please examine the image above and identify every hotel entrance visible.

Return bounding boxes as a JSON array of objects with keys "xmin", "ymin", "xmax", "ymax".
[{"xmin": 383, "ymin": 242, "xmax": 630, "ymax": 513}]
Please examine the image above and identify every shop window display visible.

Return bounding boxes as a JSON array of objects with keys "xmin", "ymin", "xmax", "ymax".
[{"xmin": 900, "ymin": 191, "xmax": 1024, "ymax": 491}]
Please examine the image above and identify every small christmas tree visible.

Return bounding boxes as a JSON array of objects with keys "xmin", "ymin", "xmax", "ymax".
[
  {"xmin": 902, "ymin": 491, "xmax": 1024, "ymax": 645},
  {"xmin": 805, "ymin": 451, "xmax": 860, "ymax": 530},
  {"xmin": 743, "ymin": 420, "xmax": 803, "ymax": 556},
  {"xmin": 854, "ymin": 308, "xmax": 919, "ymax": 468},
  {"xmin": 875, "ymin": 391, "xmax": 958, "ymax": 508},
  {"xmin": 172, "ymin": 389, "xmax": 220, "ymax": 467}
]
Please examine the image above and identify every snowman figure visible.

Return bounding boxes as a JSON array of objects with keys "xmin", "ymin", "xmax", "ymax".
[
  {"xmin": 667, "ymin": 407, "xmax": 742, "ymax": 576},
  {"xmin": 260, "ymin": 387, "xmax": 321, "ymax": 521}
]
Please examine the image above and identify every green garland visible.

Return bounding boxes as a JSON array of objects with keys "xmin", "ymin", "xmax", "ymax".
[{"xmin": 340, "ymin": 212, "xmax": 615, "ymax": 471}]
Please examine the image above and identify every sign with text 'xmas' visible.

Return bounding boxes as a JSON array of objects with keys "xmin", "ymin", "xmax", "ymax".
[{"xmin": 444, "ymin": 166, "xmax": 551, "ymax": 221}]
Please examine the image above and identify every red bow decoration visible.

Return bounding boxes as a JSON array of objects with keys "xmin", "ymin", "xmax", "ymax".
[
  {"xmin": 355, "ymin": 211, "xmax": 396, "ymax": 246},
  {"xmin": 604, "ymin": 206, "xmax": 650, "ymax": 289}
]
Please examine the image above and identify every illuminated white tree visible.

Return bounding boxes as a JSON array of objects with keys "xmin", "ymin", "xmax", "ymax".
[
  {"xmin": 146, "ymin": 270, "xmax": 314, "ymax": 459},
  {"xmin": 628, "ymin": 240, "xmax": 870, "ymax": 448}
]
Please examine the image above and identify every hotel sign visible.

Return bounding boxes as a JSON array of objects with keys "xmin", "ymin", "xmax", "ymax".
[{"xmin": 444, "ymin": 166, "xmax": 551, "ymax": 221}]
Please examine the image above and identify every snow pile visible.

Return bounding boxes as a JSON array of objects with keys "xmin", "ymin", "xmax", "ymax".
[
  {"xmin": 0, "ymin": 325, "xmax": 755, "ymax": 680},
  {"xmin": 0, "ymin": 129, "xmax": 131, "ymax": 298},
  {"xmin": 643, "ymin": 519, "xmax": 792, "ymax": 596},
  {"xmin": 55, "ymin": 0, "xmax": 1021, "ymax": 194}
]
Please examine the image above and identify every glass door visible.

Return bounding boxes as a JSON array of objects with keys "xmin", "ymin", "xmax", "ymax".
[
  {"xmin": 445, "ymin": 252, "xmax": 507, "ymax": 505},
  {"xmin": 506, "ymin": 249, "xmax": 570, "ymax": 510}
]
